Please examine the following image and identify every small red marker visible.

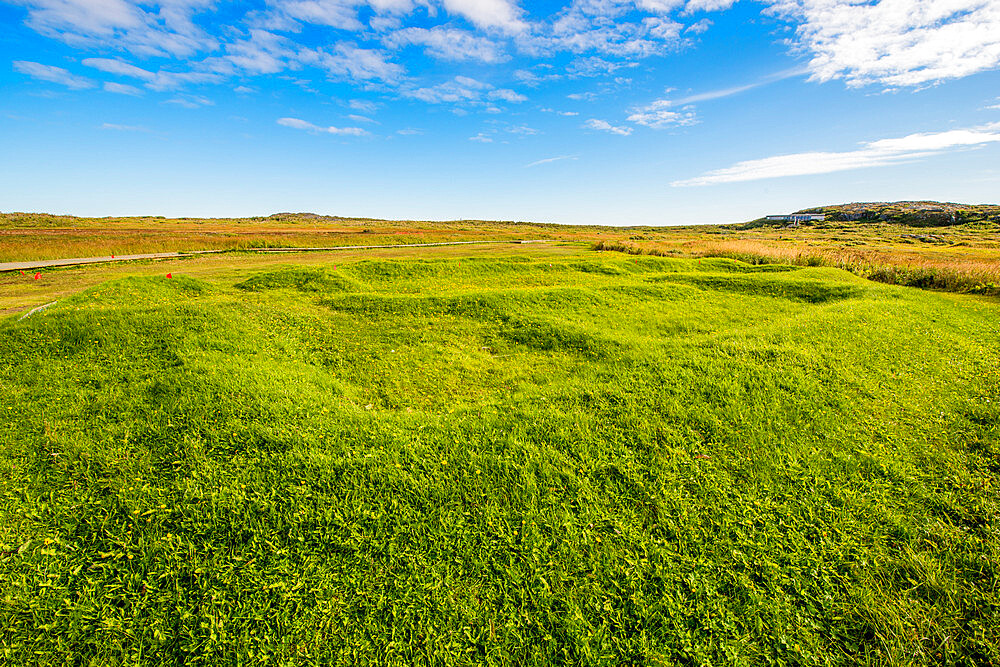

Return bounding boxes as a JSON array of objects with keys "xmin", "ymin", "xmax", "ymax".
[
  {"xmin": 34, "ymin": 272, "xmax": 41, "ymax": 280},
  {"xmin": 111, "ymin": 254, "xmax": 115, "ymax": 259},
  {"xmin": 20, "ymin": 271, "xmax": 25, "ymax": 276},
  {"xmin": 166, "ymin": 273, "xmax": 172, "ymax": 279}
]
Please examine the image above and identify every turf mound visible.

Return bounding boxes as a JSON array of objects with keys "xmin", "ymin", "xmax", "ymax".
[{"xmin": 234, "ymin": 267, "xmax": 362, "ymax": 293}]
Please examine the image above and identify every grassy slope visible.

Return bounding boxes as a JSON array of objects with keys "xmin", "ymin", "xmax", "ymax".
[{"xmin": 1, "ymin": 251, "xmax": 999, "ymax": 665}]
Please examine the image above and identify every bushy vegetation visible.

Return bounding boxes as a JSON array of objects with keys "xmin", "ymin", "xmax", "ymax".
[
  {"xmin": 595, "ymin": 239, "xmax": 1000, "ymax": 298},
  {"xmin": 2, "ymin": 254, "xmax": 999, "ymax": 665}
]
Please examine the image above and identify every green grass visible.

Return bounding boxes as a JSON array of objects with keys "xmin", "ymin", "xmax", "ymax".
[{"xmin": 2, "ymin": 252, "xmax": 999, "ymax": 665}]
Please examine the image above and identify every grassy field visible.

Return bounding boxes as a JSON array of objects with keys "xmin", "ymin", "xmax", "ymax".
[
  {"xmin": 2, "ymin": 244, "xmax": 999, "ymax": 665},
  {"xmin": 0, "ymin": 212, "xmax": 610, "ymax": 263},
  {"xmin": 4, "ymin": 205, "xmax": 999, "ymax": 298}
]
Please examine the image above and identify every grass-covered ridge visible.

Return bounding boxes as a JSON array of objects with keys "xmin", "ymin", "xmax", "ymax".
[{"xmin": 2, "ymin": 253, "xmax": 999, "ymax": 665}]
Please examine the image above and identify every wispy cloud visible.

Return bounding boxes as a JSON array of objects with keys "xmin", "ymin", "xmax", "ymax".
[
  {"xmin": 541, "ymin": 107, "xmax": 579, "ymax": 116},
  {"xmin": 383, "ymin": 27, "xmax": 507, "ymax": 63},
  {"xmin": 628, "ymin": 67, "xmax": 807, "ymax": 129},
  {"xmin": 103, "ymin": 81, "xmax": 144, "ymax": 95},
  {"xmin": 82, "ymin": 57, "xmax": 222, "ymax": 91},
  {"xmin": 671, "ymin": 82, "xmax": 762, "ymax": 106},
  {"xmin": 14, "ymin": 0, "xmax": 216, "ymax": 58},
  {"xmin": 672, "ymin": 126, "xmax": 1000, "ymax": 186},
  {"xmin": 584, "ymin": 119, "xmax": 632, "ymax": 136},
  {"xmin": 525, "ymin": 155, "xmax": 578, "ymax": 168},
  {"xmin": 488, "ymin": 89, "xmax": 527, "ymax": 103},
  {"xmin": 277, "ymin": 117, "xmax": 367, "ymax": 136},
  {"xmin": 165, "ymin": 94, "xmax": 214, "ymax": 108},
  {"xmin": 349, "ymin": 99, "xmax": 378, "ymax": 113},
  {"xmin": 13, "ymin": 60, "xmax": 94, "ymax": 89},
  {"xmin": 309, "ymin": 44, "xmax": 405, "ymax": 84},
  {"xmin": 101, "ymin": 123, "xmax": 152, "ymax": 132},
  {"xmin": 401, "ymin": 75, "xmax": 524, "ymax": 107}
]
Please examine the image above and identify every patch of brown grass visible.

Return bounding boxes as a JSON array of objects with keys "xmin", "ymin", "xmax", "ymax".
[{"xmin": 595, "ymin": 237, "xmax": 1000, "ymax": 297}]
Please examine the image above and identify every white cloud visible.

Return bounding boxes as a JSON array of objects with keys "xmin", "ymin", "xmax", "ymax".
[
  {"xmin": 566, "ymin": 55, "xmax": 637, "ymax": 77},
  {"xmin": 488, "ymin": 88, "xmax": 527, "ymax": 102},
  {"xmin": 529, "ymin": 1, "xmax": 685, "ymax": 58},
  {"xmin": 541, "ymin": 107, "xmax": 579, "ymax": 116},
  {"xmin": 103, "ymin": 81, "xmax": 144, "ymax": 95},
  {"xmin": 82, "ymin": 57, "xmax": 155, "ymax": 80},
  {"xmin": 384, "ymin": 26, "xmax": 507, "ymax": 62},
  {"xmin": 584, "ymin": 118, "xmax": 632, "ymax": 135},
  {"xmin": 506, "ymin": 124, "xmax": 538, "ymax": 134},
  {"xmin": 769, "ymin": 0, "xmax": 1000, "ymax": 87},
  {"xmin": 441, "ymin": 0, "xmax": 528, "ymax": 33},
  {"xmin": 628, "ymin": 68, "xmax": 806, "ymax": 128},
  {"xmin": 165, "ymin": 94, "xmax": 214, "ymax": 108},
  {"xmin": 636, "ymin": 0, "xmax": 685, "ymax": 12},
  {"xmin": 14, "ymin": 0, "xmax": 217, "ymax": 58},
  {"xmin": 221, "ymin": 30, "xmax": 299, "ymax": 75},
  {"xmin": 685, "ymin": 17, "xmax": 711, "ymax": 33},
  {"xmin": 82, "ymin": 57, "xmax": 221, "ymax": 91},
  {"xmin": 278, "ymin": 117, "xmax": 368, "ymax": 135},
  {"xmin": 13, "ymin": 60, "xmax": 94, "ymax": 89},
  {"xmin": 683, "ymin": 0, "xmax": 736, "ymax": 13},
  {"xmin": 5, "ymin": 1, "xmax": 761, "ymax": 112},
  {"xmin": 525, "ymin": 155, "xmax": 577, "ymax": 167},
  {"xmin": 403, "ymin": 75, "xmax": 490, "ymax": 103},
  {"xmin": 310, "ymin": 44, "xmax": 404, "ymax": 82},
  {"xmin": 277, "ymin": 0, "xmax": 365, "ymax": 31},
  {"xmin": 671, "ymin": 82, "xmax": 761, "ymax": 106},
  {"xmin": 672, "ymin": 126, "xmax": 1000, "ymax": 186},
  {"xmin": 469, "ymin": 132, "xmax": 493, "ymax": 142},
  {"xmin": 348, "ymin": 98, "xmax": 378, "ymax": 112},
  {"xmin": 101, "ymin": 122, "xmax": 150, "ymax": 132},
  {"xmin": 627, "ymin": 99, "xmax": 697, "ymax": 128}
]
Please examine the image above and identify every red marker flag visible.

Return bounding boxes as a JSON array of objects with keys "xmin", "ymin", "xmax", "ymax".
[
  {"xmin": 34, "ymin": 273, "xmax": 40, "ymax": 280},
  {"xmin": 166, "ymin": 273, "xmax": 172, "ymax": 279},
  {"xmin": 20, "ymin": 271, "xmax": 25, "ymax": 276},
  {"xmin": 111, "ymin": 254, "xmax": 115, "ymax": 259}
]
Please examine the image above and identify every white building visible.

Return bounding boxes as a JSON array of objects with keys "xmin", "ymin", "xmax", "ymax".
[{"xmin": 765, "ymin": 214, "xmax": 826, "ymax": 223}]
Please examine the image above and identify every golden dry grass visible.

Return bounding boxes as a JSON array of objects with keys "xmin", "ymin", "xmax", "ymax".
[
  {"xmin": 0, "ymin": 213, "xmax": 619, "ymax": 262},
  {"xmin": 596, "ymin": 235, "xmax": 1000, "ymax": 296}
]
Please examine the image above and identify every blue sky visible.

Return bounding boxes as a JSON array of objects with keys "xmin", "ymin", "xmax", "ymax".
[{"xmin": 2, "ymin": 0, "xmax": 1000, "ymax": 225}]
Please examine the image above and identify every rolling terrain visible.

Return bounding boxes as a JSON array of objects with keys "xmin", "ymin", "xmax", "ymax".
[{"xmin": 2, "ymin": 245, "xmax": 999, "ymax": 664}]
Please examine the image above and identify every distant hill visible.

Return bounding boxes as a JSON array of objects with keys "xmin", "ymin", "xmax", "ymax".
[{"xmin": 795, "ymin": 201, "xmax": 1000, "ymax": 227}]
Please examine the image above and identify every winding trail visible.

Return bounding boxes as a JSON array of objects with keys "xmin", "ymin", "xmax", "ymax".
[{"xmin": 0, "ymin": 240, "xmax": 556, "ymax": 273}]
